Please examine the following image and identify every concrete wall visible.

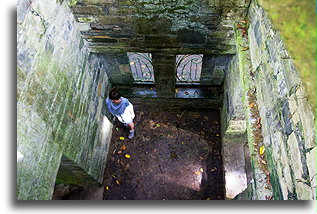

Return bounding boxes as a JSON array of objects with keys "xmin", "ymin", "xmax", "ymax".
[
  {"xmin": 17, "ymin": 0, "xmax": 113, "ymax": 200},
  {"xmin": 233, "ymin": 0, "xmax": 316, "ymax": 200}
]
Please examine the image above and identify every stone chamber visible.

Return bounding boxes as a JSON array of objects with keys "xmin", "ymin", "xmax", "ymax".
[{"xmin": 17, "ymin": 0, "xmax": 316, "ymax": 200}]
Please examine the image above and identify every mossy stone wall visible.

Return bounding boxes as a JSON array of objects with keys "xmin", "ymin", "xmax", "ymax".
[
  {"xmin": 17, "ymin": 0, "xmax": 112, "ymax": 200},
  {"xmin": 235, "ymin": 0, "xmax": 316, "ymax": 200}
]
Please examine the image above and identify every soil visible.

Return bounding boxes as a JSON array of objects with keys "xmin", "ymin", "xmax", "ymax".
[{"xmin": 103, "ymin": 107, "xmax": 224, "ymax": 200}]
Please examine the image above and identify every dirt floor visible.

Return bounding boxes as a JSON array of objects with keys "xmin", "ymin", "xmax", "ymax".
[{"xmin": 103, "ymin": 107, "xmax": 224, "ymax": 200}]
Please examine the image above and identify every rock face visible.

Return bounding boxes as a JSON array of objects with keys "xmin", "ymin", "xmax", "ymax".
[{"xmin": 17, "ymin": 0, "xmax": 112, "ymax": 200}]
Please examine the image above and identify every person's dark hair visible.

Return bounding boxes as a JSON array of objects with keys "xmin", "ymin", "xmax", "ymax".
[{"xmin": 109, "ymin": 88, "xmax": 121, "ymax": 100}]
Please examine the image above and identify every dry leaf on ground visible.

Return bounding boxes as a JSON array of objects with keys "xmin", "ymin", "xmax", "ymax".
[
  {"xmin": 249, "ymin": 103, "xmax": 255, "ymax": 108},
  {"xmin": 260, "ymin": 145, "xmax": 265, "ymax": 155}
]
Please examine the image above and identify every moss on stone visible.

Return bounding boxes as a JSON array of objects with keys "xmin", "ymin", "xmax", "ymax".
[
  {"xmin": 258, "ymin": 0, "xmax": 316, "ymax": 110},
  {"xmin": 266, "ymin": 146, "xmax": 284, "ymax": 199}
]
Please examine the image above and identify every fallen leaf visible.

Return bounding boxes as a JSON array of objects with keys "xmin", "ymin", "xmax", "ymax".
[
  {"xmin": 200, "ymin": 168, "xmax": 204, "ymax": 172},
  {"xmin": 259, "ymin": 145, "xmax": 265, "ymax": 155},
  {"xmin": 156, "ymin": 124, "xmax": 161, "ymax": 127},
  {"xmin": 194, "ymin": 171, "xmax": 201, "ymax": 175},
  {"xmin": 119, "ymin": 136, "xmax": 125, "ymax": 140},
  {"xmin": 67, "ymin": 111, "xmax": 74, "ymax": 119},
  {"xmin": 117, "ymin": 150, "xmax": 122, "ymax": 154},
  {"xmin": 153, "ymin": 149, "xmax": 157, "ymax": 152},
  {"xmin": 266, "ymin": 171, "xmax": 271, "ymax": 185},
  {"xmin": 249, "ymin": 103, "xmax": 255, "ymax": 108},
  {"xmin": 120, "ymin": 145, "xmax": 126, "ymax": 150},
  {"xmin": 265, "ymin": 195, "xmax": 273, "ymax": 200},
  {"xmin": 175, "ymin": 89, "xmax": 179, "ymax": 93},
  {"xmin": 125, "ymin": 154, "xmax": 131, "ymax": 158},
  {"xmin": 206, "ymin": 197, "xmax": 211, "ymax": 200},
  {"xmin": 106, "ymin": 186, "xmax": 109, "ymax": 190},
  {"xmin": 216, "ymin": 134, "xmax": 220, "ymax": 137},
  {"xmin": 116, "ymin": 127, "xmax": 119, "ymax": 131},
  {"xmin": 242, "ymin": 47, "xmax": 249, "ymax": 51},
  {"xmin": 256, "ymin": 117, "xmax": 261, "ymax": 124},
  {"xmin": 116, "ymin": 180, "xmax": 120, "ymax": 185},
  {"xmin": 211, "ymin": 167, "xmax": 217, "ymax": 172},
  {"xmin": 181, "ymin": 142, "xmax": 185, "ymax": 145},
  {"xmin": 261, "ymin": 159, "xmax": 267, "ymax": 165},
  {"xmin": 111, "ymin": 175, "xmax": 116, "ymax": 178}
]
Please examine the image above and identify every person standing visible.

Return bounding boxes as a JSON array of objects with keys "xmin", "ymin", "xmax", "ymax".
[{"xmin": 106, "ymin": 88, "xmax": 135, "ymax": 139}]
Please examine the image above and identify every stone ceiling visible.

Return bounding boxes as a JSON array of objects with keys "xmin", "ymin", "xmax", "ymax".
[{"xmin": 71, "ymin": 0, "xmax": 251, "ymax": 54}]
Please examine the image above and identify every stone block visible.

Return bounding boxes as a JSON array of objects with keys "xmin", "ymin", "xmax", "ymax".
[
  {"xmin": 295, "ymin": 86, "xmax": 316, "ymax": 149},
  {"xmin": 306, "ymin": 147, "xmax": 316, "ymax": 200},
  {"xmin": 72, "ymin": 6, "xmax": 103, "ymax": 15},
  {"xmin": 271, "ymin": 131, "xmax": 283, "ymax": 162},
  {"xmin": 281, "ymin": 100, "xmax": 293, "ymax": 135},
  {"xmin": 276, "ymin": 72, "xmax": 288, "ymax": 97},
  {"xmin": 295, "ymin": 182, "xmax": 313, "ymax": 200},
  {"xmin": 248, "ymin": 29, "xmax": 261, "ymax": 71},
  {"xmin": 288, "ymin": 95, "xmax": 300, "ymax": 125},
  {"xmin": 287, "ymin": 132, "xmax": 303, "ymax": 179},
  {"xmin": 278, "ymin": 145, "xmax": 294, "ymax": 199},
  {"xmin": 108, "ymin": 6, "xmax": 137, "ymax": 15},
  {"xmin": 83, "ymin": 0, "xmax": 116, "ymax": 4},
  {"xmin": 97, "ymin": 15, "xmax": 131, "ymax": 25},
  {"xmin": 223, "ymin": 119, "xmax": 247, "ymax": 199},
  {"xmin": 76, "ymin": 16, "xmax": 97, "ymax": 23}
]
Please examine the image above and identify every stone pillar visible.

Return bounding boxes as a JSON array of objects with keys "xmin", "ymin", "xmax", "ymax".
[{"xmin": 152, "ymin": 53, "xmax": 176, "ymax": 98}]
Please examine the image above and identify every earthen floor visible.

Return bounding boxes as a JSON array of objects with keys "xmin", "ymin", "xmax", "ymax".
[{"xmin": 103, "ymin": 107, "xmax": 224, "ymax": 200}]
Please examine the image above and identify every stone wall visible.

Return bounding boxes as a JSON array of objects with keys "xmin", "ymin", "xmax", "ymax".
[
  {"xmin": 17, "ymin": 0, "xmax": 112, "ymax": 200},
  {"xmin": 70, "ymin": 0, "xmax": 250, "ymax": 54},
  {"xmin": 239, "ymin": 0, "xmax": 316, "ymax": 200},
  {"xmin": 221, "ymin": 55, "xmax": 253, "ymax": 199},
  {"xmin": 98, "ymin": 53, "xmax": 134, "ymax": 85}
]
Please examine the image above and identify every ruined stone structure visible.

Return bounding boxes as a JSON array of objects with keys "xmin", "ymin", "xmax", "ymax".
[{"xmin": 17, "ymin": 0, "xmax": 315, "ymax": 200}]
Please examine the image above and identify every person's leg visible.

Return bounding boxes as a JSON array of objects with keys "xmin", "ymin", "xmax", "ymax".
[
  {"xmin": 128, "ymin": 122, "xmax": 134, "ymax": 131},
  {"xmin": 128, "ymin": 122, "xmax": 135, "ymax": 139}
]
